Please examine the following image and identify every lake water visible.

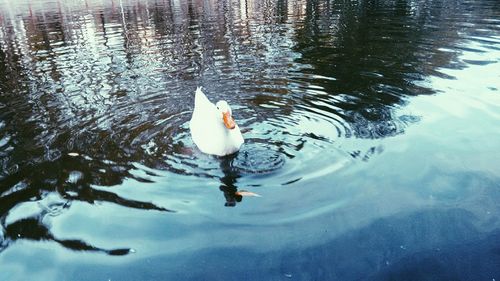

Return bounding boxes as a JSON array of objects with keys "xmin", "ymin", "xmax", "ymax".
[{"xmin": 1, "ymin": 0, "xmax": 499, "ymax": 280}]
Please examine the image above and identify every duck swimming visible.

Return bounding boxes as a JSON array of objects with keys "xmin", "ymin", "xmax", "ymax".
[{"xmin": 189, "ymin": 87, "xmax": 244, "ymax": 156}]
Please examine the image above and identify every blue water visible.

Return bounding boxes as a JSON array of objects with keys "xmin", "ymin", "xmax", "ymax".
[{"xmin": 1, "ymin": 0, "xmax": 499, "ymax": 280}]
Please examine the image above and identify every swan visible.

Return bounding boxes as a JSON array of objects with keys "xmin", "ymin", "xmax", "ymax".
[{"xmin": 189, "ymin": 87, "xmax": 244, "ymax": 156}]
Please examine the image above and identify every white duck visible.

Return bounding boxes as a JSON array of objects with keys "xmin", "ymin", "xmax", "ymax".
[{"xmin": 189, "ymin": 87, "xmax": 244, "ymax": 156}]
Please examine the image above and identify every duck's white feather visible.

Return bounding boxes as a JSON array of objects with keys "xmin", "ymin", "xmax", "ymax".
[{"xmin": 189, "ymin": 87, "xmax": 244, "ymax": 156}]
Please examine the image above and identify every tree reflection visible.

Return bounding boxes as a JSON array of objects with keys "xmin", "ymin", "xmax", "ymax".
[{"xmin": 290, "ymin": 0, "xmax": 464, "ymax": 139}]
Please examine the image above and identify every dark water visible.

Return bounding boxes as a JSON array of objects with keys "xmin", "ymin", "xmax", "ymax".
[{"xmin": 1, "ymin": 0, "xmax": 500, "ymax": 279}]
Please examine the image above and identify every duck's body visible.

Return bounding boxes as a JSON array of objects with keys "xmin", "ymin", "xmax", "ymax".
[{"xmin": 189, "ymin": 87, "xmax": 244, "ymax": 156}]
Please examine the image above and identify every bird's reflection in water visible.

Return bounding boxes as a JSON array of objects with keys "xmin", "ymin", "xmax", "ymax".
[{"xmin": 218, "ymin": 154, "xmax": 243, "ymax": 207}]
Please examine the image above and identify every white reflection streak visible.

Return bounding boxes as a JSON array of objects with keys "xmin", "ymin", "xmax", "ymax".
[
  {"xmin": 240, "ymin": 0, "xmax": 247, "ymax": 20},
  {"xmin": 119, "ymin": 0, "xmax": 129, "ymax": 46},
  {"xmin": 10, "ymin": 11, "xmax": 31, "ymax": 68}
]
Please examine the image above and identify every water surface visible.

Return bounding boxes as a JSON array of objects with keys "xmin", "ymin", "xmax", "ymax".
[{"xmin": 1, "ymin": 0, "xmax": 500, "ymax": 280}]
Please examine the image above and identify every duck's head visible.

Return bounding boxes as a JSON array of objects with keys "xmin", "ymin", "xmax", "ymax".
[{"xmin": 216, "ymin": 100, "xmax": 236, "ymax": 130}]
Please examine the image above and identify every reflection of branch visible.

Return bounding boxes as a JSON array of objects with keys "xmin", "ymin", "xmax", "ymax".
[
  {"xmin": 0, "ymin": 171, "xmax": 174, "ymax": 217},
  {"xmin": 64, "ymin": 187, "xmax": 175, "ymax": 212},
  {"xmin": 3, "ymin": 217, "xmax": 131, "ymax": 256},
  {"xmin": 56, "ymin": 239, "xmax": 130, "ymax": 256}
]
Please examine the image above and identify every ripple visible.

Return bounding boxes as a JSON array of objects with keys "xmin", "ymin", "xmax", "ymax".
[
  {"xmin": 231, "ymin": 143, "xmax": 285, "ymax": 174},
  {"xmin": 1, "ymin": 0, "xmax": 499, "ymax": 269}
]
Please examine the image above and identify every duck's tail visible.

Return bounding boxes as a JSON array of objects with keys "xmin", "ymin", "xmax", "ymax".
[
  {"xmin": 196, "ymin": 86, "xmax": 203, "ymax": 95},
  {"xmin": 194, "ymin": 86, "xmax": 210, "ymax": 107},
  {"xmin": 195, "ymin": 87, "xmax": 204, "ymax": 101}
]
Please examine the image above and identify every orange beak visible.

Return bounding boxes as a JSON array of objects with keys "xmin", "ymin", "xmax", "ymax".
[{"xmin": 223, "ymin": 111, "xmax": 236, "ymax": 130}]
